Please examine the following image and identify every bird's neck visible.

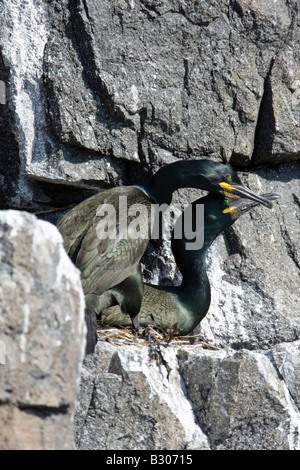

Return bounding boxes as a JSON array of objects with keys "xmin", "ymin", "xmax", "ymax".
[
  {"xmin": 171, "ymin": 206, "xmax": 227, "ymax": 328},
  {"xmin": 141, "ymin": 161, "xmax": 212, "ymax": 204},
  {"xmin": 176, "ymin": 247, "xmax": 211, "ymax": 327}
]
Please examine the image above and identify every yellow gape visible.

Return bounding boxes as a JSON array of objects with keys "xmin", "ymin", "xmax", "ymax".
[
  {"xmin": 219, "ymin": 181, "xmax": 234, "ymax": 191},
  {"xmin": 222, "ymin": 207, "xmax": 237, "ymax": 214}
]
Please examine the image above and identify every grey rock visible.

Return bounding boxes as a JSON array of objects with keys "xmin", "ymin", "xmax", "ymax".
[
  {"xmin": 270, "ymin": 341, "xmax": 300, "ymax": 409},
  {"xmin": 63, "ymin": 0, "xmax": 295, "ymax": 166},
  {"xmin": 253, "ymin": 4, "xmax": 300, "ymax": 164},
  {"xmin": 74, "ymin": 342, "xmax": 210, "ymax": 450},
  {"xmin": 0, "ymin": 211, "xmax": 86, "ymax": 450},
  {"xmin": 74, "ymin": 341, "xmax": 300, "ymax": 450},
  {"xmin": 1, "ymin": 0, "xmax": 299, "ymax": 212},
  {"xmin": 178, "ymin": 343, "xmax": 300, "ymax": 450}
]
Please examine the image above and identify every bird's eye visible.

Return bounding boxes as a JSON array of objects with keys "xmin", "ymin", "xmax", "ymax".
[
  {"xmin": 227, "ymin": 177, "xmax": 232, "ymax": 183},
  {"xmin": 224, "ymin": 199, "xmax": 230, "ymax": 206}
]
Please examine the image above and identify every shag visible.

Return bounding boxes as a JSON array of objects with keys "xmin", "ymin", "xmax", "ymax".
[
  {"xmin": 57, "ymin": 159, "xmax": 274, "ymax": 353},
  {"xmin": 101, "ymin": 191, "xmax": 279, "ymax": 335}
]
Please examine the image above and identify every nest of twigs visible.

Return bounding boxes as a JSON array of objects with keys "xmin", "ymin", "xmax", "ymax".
[{"xmin": 97, "ymin": 322, "xmax": 219, "ymax": 349}]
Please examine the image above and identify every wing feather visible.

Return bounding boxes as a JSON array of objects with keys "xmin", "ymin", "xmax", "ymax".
[{"xmin": 57, "ymin": 186, "xmax": 153, "ymax": 295}]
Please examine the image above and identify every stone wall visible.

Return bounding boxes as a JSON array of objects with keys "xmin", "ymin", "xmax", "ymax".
[{"xmin": 0, "ymin": 0, "xmax": 299, "ymax": 450}]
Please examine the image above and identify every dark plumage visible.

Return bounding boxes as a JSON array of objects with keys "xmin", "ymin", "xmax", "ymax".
[
  {"xmin": 57, "ymin": 159, "xmax": 275, "ymax": 353},
  {"xmin": 101, "ymin": 192, "xmax": 280, "ymax": 335}
]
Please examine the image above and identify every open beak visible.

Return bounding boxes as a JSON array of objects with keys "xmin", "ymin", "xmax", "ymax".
[
  {"xmin": 223, "ymin": 192, "xmax": 281, "ymax": 215},
  {"xmin": 219, "ymin": 182, "xmax": 276, "ymax": 209}
]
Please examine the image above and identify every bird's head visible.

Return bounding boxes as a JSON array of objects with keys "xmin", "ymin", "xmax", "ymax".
[
  {"xmin": 172, "ymin": 160, "xmax": 276, "ymax": 210},
  {"xmin": 218, "ymin": 178, "xmax": 275, "ymax": 210},
  {"xmin": 172, "ymin": 189, "xmax": 280, "ymax": 255},
  {"xmin": 201, "ymin": 190, "xmax": 280, "ymax": 245},
  {"xmin": 220, "ymin": 191, "xmax": 280, "ymax": 220},
  {"xmin": 197, "ymin": 161, "xmax": 274, "ymax": 209}
]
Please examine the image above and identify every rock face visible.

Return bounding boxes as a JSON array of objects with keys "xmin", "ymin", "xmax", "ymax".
[
  {"xmin": 74, "ymin": 340, "xmax": 300, "ymax": 450},
  {"xmin": 74, "ymin": 342, "xmax": 210, "ymax": 450},
  {"xmin": 0, "ymin": 0, "xmax": 299, "ymax": 451},
  {"xmin": 180, "ymin": 342, "xmax": 300, "ymax": 450},
  {"xmin": 0, "ymin": 211, "xmax": 86, "ymax": 450},
  {"xmin": 0, "ymin": 0, "xmax": 299, "ymax": 209}
]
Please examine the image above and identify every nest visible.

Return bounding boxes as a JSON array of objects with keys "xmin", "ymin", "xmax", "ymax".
[{"xmin": 97, "ymin": 322, "xmax": 219, "ymax": 349}]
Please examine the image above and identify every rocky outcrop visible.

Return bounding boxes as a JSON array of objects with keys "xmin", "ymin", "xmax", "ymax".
[
  {"xmin": 0, "ymin": 211, "xmax": 86, "ymax": 450},
  {"xmin": 0, "ymin": 0, "xmax": 299, "ymax": 211},
  {"xmin": 74, "ymin": 340, "xmax": 300, "ymax": 450},
  {"xmin": 0, "ymin": 0, "xmax": 299, "ymax": 451}
]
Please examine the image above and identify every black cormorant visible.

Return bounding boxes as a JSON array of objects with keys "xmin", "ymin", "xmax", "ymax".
[
  {"xmin": 57, "ymin": 159, "xmax": 275, "ymax": 353},
  {"xmin": 101, "ymin": 192, "xmax": 280, "ymax": 335}
]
